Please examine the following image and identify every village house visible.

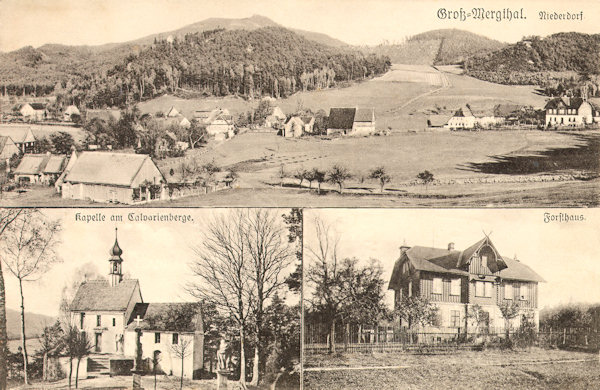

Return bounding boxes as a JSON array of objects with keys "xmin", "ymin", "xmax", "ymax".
[
  {"xmin": 0, "ymin": 125, "xmax": 36, "ymax": 153},
  {"xmin": 0, "ymin": 136, "xmax": 20, "ymax": 159},
  {"xmin": 63, "ymin": 105, "xmax": 81, "ymax": 121},
  {"xmin": 388, "ymin": 236, "xmax": 544, "ymax": 335},
  {"xmin": 265, "ymin": 106, "xmax": 287, "ymax": 128},
  {"xmin": 60, "ymin": 152, "xmax": 166, "ymax": 204},
  {"xmin": 70, "ymin": 232, "xmax": 204, "ymax": 379},
  {"xmin": 54, "ymin": 151, "xmax": 80, "ymax": 193},
  {"xmin": 544, "ymin": 96, "xmax": 600, "ymax": 127},
  {"xmin": 13, "ymin": 153, "xmax": 67, "ymax": 185},
  {"xmin": 445, "ymin": 106, "xmax": 476, "ymax": 130},
  {"xmin": 327, "ymin": 108, "xmax": 376, "ymax": 136},
  {"xmin": 193, "ymin": 108, "xmax": 235, "ymax": 136},
  {"xmin": 283, "ymin": 116, "xmax": 315, "ymax": 138},
  {"xmin": 18, "ymin": 103, "xmax": 48, "ymax": 122}
]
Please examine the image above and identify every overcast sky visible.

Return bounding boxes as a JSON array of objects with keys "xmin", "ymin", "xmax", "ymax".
[
  {"xmin": 0, "ymin": 0, "xmax": 598, "ymax": 52},
  {"xmin": 2, "ymin": 208, "xmax": 296, "ymax": 317},
  {"xmin": 304, "ymin": 208, "xmax": 600, "ymax": 311}
]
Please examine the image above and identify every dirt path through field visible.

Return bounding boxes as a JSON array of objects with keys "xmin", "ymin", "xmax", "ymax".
[{"xmin": 385, "ymin": 66, "xmax": 451, "ymax": 115}]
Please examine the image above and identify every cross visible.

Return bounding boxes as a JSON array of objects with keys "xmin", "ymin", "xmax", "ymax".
[{"xmin": 134, "ymin": 315, "xmax": 143, "ymax": 328}]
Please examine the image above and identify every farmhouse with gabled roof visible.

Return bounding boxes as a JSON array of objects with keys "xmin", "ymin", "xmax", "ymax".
[
  {"xmin": 327, "ymin": 107, "xmax": 376, "ymax": 136},
  {"xmin": 0, "ymin": 126, "xmax": 36, "ymax": 153},
  {"xmin": 544, "ymin": 96, "xmax": 600, "ymax": 127},
  {"xmin": 60, "ymin": 151, "xmax": 166, "ymax": 204},
  {"xmin": 13, "ymin": 153, "xmax": 67, "ymax": 184},
  {"xmin": 70, "ymin": 231, "xmax": 205, "ymax": 379},
  {"xmin": 388, "ymin": 236, "xmax": 544, "ymax": 334}
]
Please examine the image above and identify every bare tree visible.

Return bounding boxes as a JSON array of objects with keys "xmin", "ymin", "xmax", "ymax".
[
  {"xmin": 244, "ymin": 210, "xmax": 294, "ymax": 386},
  {"xmin": 171, "ymin": 338, "xmax": 192, "ymax": 390},
  {"xmin": 305, "ymin": 217, "xmax": 343, "ymax": 353},
  {"xmin": 0, "ymin": 209, "xmax": 24, "ymax": 390},
  {"xmin": 0, "ymin": 209, "xmax": 61, "ymax": 385},
  {"xmin": 74, "ymin": 331, "xmax": 92, "ymax": 389},
  {"xmin": 189, "ymin": 210, "xmax": 255, "ymax": 390}
]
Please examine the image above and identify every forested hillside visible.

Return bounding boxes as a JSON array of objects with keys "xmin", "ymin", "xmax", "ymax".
[
  {"xmin": 366, "ymin": 29, "xmax": 504, "ymax": 66},
  {"xmin": 465, "ymin": 32, "xmax": 600, "ymax": 85},
  {"xmin": 0, "ymin": 27, "xmax": 389, "ymax": 109},
  {"xmin": 59, "ymin": 27, "xmax": 390, "ymax": 109}
]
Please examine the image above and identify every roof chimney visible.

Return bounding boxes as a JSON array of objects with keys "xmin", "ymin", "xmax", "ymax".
[{"xmin": 448, "ymin": 242, "xmax": 455, "ymax": 251}]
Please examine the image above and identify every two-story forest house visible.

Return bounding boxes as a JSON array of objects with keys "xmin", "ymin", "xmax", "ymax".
[{"xmin": 388, "ymin": 236, "xmax": 544, "ymax": 334}]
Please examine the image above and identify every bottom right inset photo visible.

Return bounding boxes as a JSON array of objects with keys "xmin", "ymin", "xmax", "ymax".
[{"xmin": 302, "ymin": 208, "xmax": 600, "ymax": 390}]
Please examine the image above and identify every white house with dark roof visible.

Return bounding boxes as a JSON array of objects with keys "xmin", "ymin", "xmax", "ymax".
[
  {"xmin": 544, "ymin": 96, "xmax": 600, "ymax": 127},
  {"xmin": 60, "ymin": 152, "xmax": 166, "ymax": 204},
  {"xmin": 70, "ymin": 231, "xmax": 205, "ymax": 379},
  {"xmin": 445, "ymin": 106, "xmax": 476, "ymax": 130},
  {"xmin": 18, "ymin": 103, "xmax": 47, "ymax": 121},
  {"xmin": 388, "ymin": 236, "xmax": 544, "ymax": 334},
  {"xmin": 283, "ymin": 116, "xmax": 315, "ymax": 138}
]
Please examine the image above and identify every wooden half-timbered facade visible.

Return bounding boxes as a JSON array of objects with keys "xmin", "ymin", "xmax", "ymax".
[{"xmin": 388, "ymin": 237, "xmax": 544, "ymax": 334}]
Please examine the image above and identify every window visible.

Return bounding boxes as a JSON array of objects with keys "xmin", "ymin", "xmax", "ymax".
[
  {"xmin": 475, "ymin": 281, "xmax": 493, "ymax": 298},
  {"xmin": 96, "ymin": 315, "xmax": 101, "ymax": 327},
  {"xmin": 432, "ymin": 278, "xmax": 442, "ymax": 294},
  {"xmin": 112, "ymin": 318, "xmax": 116, "ymax": 327},
  {"xmin": 484, "ymin": 282, "xmax": 493, "ymax": 298},
  {"xmin": 172, "ymin": 333, "xmax": 179, "ymax": 345},
  {"xmin": 80, "ymin": 313, "xmax": 85, "ymax": 329},
  {"xmin": 475, "ymin": 281, "xmax": 485, "ymax": 297},
  {"xmin": 450, "ymin": 310, "xmax": 461, "ymax": 327},
  {"xmin": 520, "ymin": 284, "xmax": 528, "ymax": 300},
  {"xmin": 408, "ymin": 281, "xmax": 413, "ymax": 297},
  {"xmin": 504, "ymin": 284, "xmax": 513, "ymax": 300},
  {"xmin": 481, "ymin": 255, "xmax": 488, "ymax": 269},
  {"xmin": 450, "ymin": 279, "xmax": 461, "ymax": 296},
  {"xmin": 155, "ymin": 333, "xmax": 161, "ymax": 343}
]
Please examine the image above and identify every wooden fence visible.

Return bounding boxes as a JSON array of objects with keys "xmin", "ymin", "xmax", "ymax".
[{"xmin": 304, "ymin": 322, "xmax": 600, "ymax": 355}]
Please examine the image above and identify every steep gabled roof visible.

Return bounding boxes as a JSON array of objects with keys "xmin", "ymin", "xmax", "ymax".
[
  {"xmin": 42, "ymin": 155, "xmax": 67, "ymax": 174},
  {"xmin": 70, "ymin": 279, "xmax": 140, "ymax": 312},
  {"xmin": 28, "ymin": 103, "xmax": 47, "ymax": 111},
  {"xmin": 453, "ymin": 106, "xmax": 474, "ymax": 118},
  {"xmin": 14, "ymin": 154, "xmax": 51, "ymax": 175},
  {"xmin": 0, "ymin": 126, "xmax": 35, "ymax": 144},
  {"xmin": 354, "ymin": 108, "xmax": 375, "ymax": 122},
  {"xmin": 328, "ymin": 108, "xmax": 356, "ymax": 129},
  {"xmin": 544, "ymin": 97, "xmax": 592, "ymax": 110},
  {"xmin": 63, "ymin": 152, "xmax": 161, "ymax": 187},
  {"xmin": 126, "ymin": 302, "xmax": 203, "ymax": 332},
  {"xmin": 388, "ymin": 238, "xmax": 544, "ymax": 290}
]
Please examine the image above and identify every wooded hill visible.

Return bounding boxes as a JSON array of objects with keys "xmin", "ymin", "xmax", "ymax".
[
  {"xmin": 57, "ymin": 27, "xmax": 391, "ymax": 109},
  {"xmin": 465, "ymin": 32, "xmax": 600, "ymax": 85},
  {"xmin": 6, "ymin": 308, "xmax": 55, "ymax": 340},
  {"xmin": 0, "ymin": 26, "xmax": 389, "ymax": 109},
  {"xmin": 0, "ymin": 15, "xmax": 349, "ymax": 98},
  {"xmin": 365, "ymin": 29, "xmax": 505, "ymax": 66}
]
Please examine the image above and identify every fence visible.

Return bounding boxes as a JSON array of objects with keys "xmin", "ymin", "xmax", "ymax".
[{"xmin": 304, "ymin": 322, "xmax": 600, "ymax": 355}]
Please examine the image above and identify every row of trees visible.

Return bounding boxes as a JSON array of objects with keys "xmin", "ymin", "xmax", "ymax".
[{"xmin": 289, "ymin": 165, "xmax": 434, "ymax": 193}]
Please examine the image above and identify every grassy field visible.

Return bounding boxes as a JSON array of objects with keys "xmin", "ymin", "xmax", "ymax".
[
  {"xmin": 304, "ymin": 349, "xmax": 600, "ymax": 390},
  {"xmin": 137, "ymin": 63, "xmax": 546, "ymax": 133},
  {"xmin": 2, "ymin": 130, "xmax": 598, "ymax": 207}
]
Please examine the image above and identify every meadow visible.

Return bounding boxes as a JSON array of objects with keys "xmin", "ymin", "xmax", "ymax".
[{"xmin": 304, "ymin": 349, "xmax": 600, "ymax": 390}]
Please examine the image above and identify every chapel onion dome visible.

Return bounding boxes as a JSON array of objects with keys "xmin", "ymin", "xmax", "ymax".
[{"xmin": 110, "ymin": 234, "xmax": 123, "ymax": 260}]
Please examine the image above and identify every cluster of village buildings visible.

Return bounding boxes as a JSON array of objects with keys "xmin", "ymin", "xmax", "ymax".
[{"xmin": 428, "ymin": 96, "xmax": 600, "ymax": 130}]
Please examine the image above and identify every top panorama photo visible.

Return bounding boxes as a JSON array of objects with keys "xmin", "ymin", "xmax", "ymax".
[{"xmin": 0, "ymin": 0, "xmax": 598, "ymax": 207}]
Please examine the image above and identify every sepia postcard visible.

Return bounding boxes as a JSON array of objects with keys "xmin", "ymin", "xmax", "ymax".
[
  {"xmin": 0, "ymin": 0, "xmax": 597, "ymax": 208},
  {"xmin": 0, "ymin": 0, "xmax": 599, "ymax": 390}
]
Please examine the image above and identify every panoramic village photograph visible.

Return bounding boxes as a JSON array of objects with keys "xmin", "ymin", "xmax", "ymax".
[
  {"xmin": 0, "ymin": 208, "xmax": 302, "ymax": 389},
  {"xmin": 302, "ymin": 208, "xmax": 600, "ymax": 389},
  {"xmin": 0, "ymin": 0, "xmax": 598, "ymax": 207}
]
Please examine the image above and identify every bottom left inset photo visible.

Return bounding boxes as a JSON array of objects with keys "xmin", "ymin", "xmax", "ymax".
[{"xmin": 0, "ymin": 208, "xmax": 301, "ymax": 390}]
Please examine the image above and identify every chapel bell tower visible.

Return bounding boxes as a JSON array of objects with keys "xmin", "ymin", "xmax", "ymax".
[{"xmin": 109, "ymin": 228, "xmax": 124, "ymax": 287}]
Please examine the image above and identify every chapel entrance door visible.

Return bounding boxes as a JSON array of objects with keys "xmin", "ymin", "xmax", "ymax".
[{"xmin": 95, "ymin": 333, "xmax": 102, "ymax": 353}]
